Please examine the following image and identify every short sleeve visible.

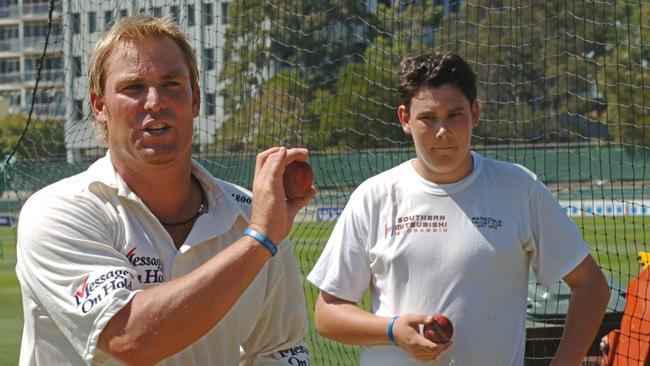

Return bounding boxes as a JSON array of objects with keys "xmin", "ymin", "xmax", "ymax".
[
  {"xmin": 307, "ymin": 189, "xmax": 372, "ymax": 303},
  {"xmin": 16, "ymin": 191, "xmax": 143, "ymax": 364},
  {"xmin": 527, "ymin": 180, "xmax": 590, "ymax": 286}
]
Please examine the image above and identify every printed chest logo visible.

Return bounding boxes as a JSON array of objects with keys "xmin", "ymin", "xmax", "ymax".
[
  {"xmin": 471, "ymin": 216, "xmax": 503, "ymax": 230},
  {"xmin": 385, "ymin": 214, "xmax": 448, "ymax": 238},
  {"xmin": 277, "ymin": 345, "xmax": 309, "ymax": 366},
  {"xmin": 231, "ymin": 192, "xmax": 252, "ymax": 205},
  {"xmin": 73, "ymin": 270, "xmax": 135, "ymax": 314},
  {"xmin": 126, "ymin": 247, "xmax": 164, "ymax": 284}
]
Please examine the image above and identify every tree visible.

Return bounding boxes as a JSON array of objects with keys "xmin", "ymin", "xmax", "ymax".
[
  {"xmin": 0, "ymin": 114, "xmax": 66, "ymax": 160},
  {"xmin": 218, "ymin": 70, "xmax": 314, "ymax": 151},
  {"xmin": 219, "ymin": 1, "xmax": 370, "ymax": 113},
  {"xmin": 437, "ymin": 0, "xmax": 618, "ymax": 144},
  {"xmin": 598, "ymin": 3, "xmax": 650, "ymax": 148},
  {"xmin": 313, "ymin": 32, "xmax": 408, "ymax": 150}
]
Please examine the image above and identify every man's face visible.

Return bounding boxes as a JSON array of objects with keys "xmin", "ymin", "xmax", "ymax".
[
  {"xmin": 398, "ymin": 84, "xmax": 479, "ymax": 184},
  {"xmin": 91, "ymin": 36, "xmax": 200, "ymax": 170}
]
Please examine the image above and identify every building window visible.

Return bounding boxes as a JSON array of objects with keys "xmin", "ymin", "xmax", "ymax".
[
  {"xmin": 25, "ymin": 55, "xmax": 62, "ymax": 81},
  {"xmin": 202, "ymin": 3, "xmax": 213, "ymax": 26},
  {"xmin": 151, "ymin": 7, "xmax": 162, "ymax": 18},
  {"xmin": 450, "ymin": 0, "xmax": 460, "ymax": 13},
  {"xmin": 0, "ymin": 58, "xmax": 19, "ymax": 73},
  {"xmin": 204, "ymin": 48, "xmax": 214, "ymax": 71},
  {"xmin": 88, "ymin": 12, "xmax": 97, "ymax": 33},
  {"xmin": 0, "ymin": 25, "xmax": 19, "ymax": 51},
  {"xmin": 169, "ymin": 5, "xmax": 179, "ymax": 22},
  {"xmin": 104, "ymin": 10, "xmax": 113, "ymax": 29},
  {"xmin": 221, "ymin": 3, "xmax": 228, "ymax": 25},
  {"xmin": 119, "ymin": 9, "xmax": 127, "ymax": 18},
  {"xmin": 73, "ymin": 56, "xmax": 82, "ymax": 77},
  {"xmin": 0, "ymin": 58, "xmax": 20, "ymax": 83},
  {"xmin": 74, "ymin": 99, "xmax": 83, "ymax": 121},
  {"xmin": 72, "ymin": 13, "xmax": 80, "ymax": 34},
  {"xmin": 187, "ymin": 5, "xmax": 195, "ymax": 26},
  {"xmin": 206, "ymin": 93, "xmax": 215, "ymax": 115}
]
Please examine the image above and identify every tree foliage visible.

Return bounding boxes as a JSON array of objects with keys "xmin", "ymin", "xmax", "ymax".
[
  {"xmin": 436, "ymin": 0, "xmax": 618, "ymax": 143},
  {"xmin": 598, "ymin": 3, "xmax": 650, "ymax": 148},
  {"xmin": 217, "ymin": 0, "xmax": 647, "ymax": 150},
  {"xmin": 0, "ymin": 114, "xmax": 66, "ymax": 160}
]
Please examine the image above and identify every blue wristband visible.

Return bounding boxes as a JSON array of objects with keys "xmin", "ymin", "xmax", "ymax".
[
  {"xmin": 243, "ymin": 228, "xmax": 278, "ymax": 256},
  {"xmin": 387, "ymin": 315, "xmax": 399, "ymax": 346}
]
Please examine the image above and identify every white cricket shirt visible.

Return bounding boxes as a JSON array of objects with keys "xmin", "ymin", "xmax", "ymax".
[
  {"xmin": 308, "ymin": 152, "xmax": 589, "ymax": 365},
  {"xmin": 16, "ymin": 154, "xmax": 310, "ymax": 365}
]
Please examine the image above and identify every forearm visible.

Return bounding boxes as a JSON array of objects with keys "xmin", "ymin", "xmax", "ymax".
[
  {"xmin": 315, "ymin": 295, "xmax": 391, "ymax": 345},
  {"xmin": 551, "ymin": 266, "xmax": 609, "ymax": 365},
  {"xmin": 99, "ymin": 236, "xmax": 271, "ymax": 364}
]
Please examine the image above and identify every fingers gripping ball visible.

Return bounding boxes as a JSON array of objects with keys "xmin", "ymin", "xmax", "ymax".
[
  {"xmin": 283, "ymin": 161, "xmax": 314, "ymax": 200},
  {"xmin": 423, "ymin": 314, "xmax": 454, "ymax": 343}
]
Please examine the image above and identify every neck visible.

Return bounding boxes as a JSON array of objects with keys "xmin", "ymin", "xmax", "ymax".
[{"xmin": 110, "ymin": 153, "xmax": 198, "ymax": 224}]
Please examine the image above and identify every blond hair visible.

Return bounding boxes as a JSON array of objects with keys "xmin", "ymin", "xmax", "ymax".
[{"xmin": 89, "ymin": 14, "xmax": 198, "ymax": 97}]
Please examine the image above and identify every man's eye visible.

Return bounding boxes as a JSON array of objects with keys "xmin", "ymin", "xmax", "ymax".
[
  {"xmin": 123, "ymin": 84, "xmax": 143, "ymax": 91},
  {"xmin": 163, "ymin": 81, "xmax": 180, "ymax": 87}
]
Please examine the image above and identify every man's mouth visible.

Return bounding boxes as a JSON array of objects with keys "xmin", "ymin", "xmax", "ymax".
[{"xmin": 144, "ymin": 123, "xmax": 169, "ymax": 135}]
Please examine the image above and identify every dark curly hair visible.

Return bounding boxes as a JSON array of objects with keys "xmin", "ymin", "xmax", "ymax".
[{"xmin": 397, "ymin": 51, "xmax": 476, "ymax": 110}]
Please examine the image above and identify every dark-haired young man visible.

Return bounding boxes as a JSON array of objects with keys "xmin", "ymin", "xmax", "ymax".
[{"xmin": 307, "ymin": 51, "xmax": 609, "ymax": 365}]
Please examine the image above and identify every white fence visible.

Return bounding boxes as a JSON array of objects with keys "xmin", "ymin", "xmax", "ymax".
[{"xmin": 560, "ymin": 200, "xmax": 650, "ymax": 217}]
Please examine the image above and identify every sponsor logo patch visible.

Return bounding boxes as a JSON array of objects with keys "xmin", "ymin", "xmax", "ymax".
[
  {"xmin": 126, "ymin": 247, "xmax": 164, "ymax": 284},
  {"xmin": 385, "ymin": 214, "xmax": 448, "ymax": 238},
  {"xmin": 472, "ymin": 216, "xmax": 502, "ymax": 230},
  {"xmin": 277, "ymin": 345, "xmax": 309, "ymax": 366},
  {"xmin": 73, "ymin": 269, "xmax": 135, "ymax": 313}
]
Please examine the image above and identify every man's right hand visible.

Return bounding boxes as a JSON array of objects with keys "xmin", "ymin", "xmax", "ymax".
[
  {"xmin": 392, "ymin": 313, "xmax": 452, "ymax": 361},
  {"xmin": 248, "ymin": 147, "xmax": 316, "ymax": 245}
]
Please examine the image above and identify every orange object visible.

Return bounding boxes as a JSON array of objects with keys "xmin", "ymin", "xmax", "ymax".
[{"xmin": 601, "ymin": 265, "xmax": 650, "ymax": 365}]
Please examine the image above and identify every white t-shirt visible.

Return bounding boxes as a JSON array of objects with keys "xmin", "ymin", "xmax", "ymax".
[
  {"xmin": 16, "ymin": 154, "xmax": 310, "ymax": 366},
  {"xmin": 307, "ymin": 152, "xmax": 589, "ymax": 366}
]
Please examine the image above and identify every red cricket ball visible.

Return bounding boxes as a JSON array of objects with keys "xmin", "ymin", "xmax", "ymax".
[
  {"xmin": 423, "ymin": 314, "xmax": 454, "ymax": 343},
  {"xmin": 283, "ymin": 161, "xmax": 314, "ymax": 200}
]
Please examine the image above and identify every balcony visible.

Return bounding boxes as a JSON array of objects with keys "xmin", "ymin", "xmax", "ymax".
[
  {"xmin": 0, "ymin": 38, "xmax": 20, "ymax": 52},
  {"xmin": 23, "ymin": 36, "xmax": 62, "ymax": 53},
  {"xmin": 0, "ymin": 5, "xmax": 19, "ymax": 19},
  {"xmin": 24, "ymin": 68, "xmax": 63, "ymax": 82},
  {"xmin": 0, "ymin": 72, "xmax": 21, "ymax": 83},
  {"xmin": 22, "ymin": 2, "xmax": 62, "ymax": 17}
]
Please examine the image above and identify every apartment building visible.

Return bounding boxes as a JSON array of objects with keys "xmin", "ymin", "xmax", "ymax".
[
  {"xmin": 0, "ymin": 0, "xmax": 63, "ymax": 118},
  {"xmin": 0, "ymin": 0, "xmax": 228, "ymax": 162}
]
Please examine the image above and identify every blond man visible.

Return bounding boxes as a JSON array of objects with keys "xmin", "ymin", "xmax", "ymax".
[{"xmin": 16, "ymin": 15, "xmax": 313, "ymax": 366}]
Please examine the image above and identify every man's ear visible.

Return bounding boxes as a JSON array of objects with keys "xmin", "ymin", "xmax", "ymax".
[
  {"xmin": 191, "ymin": 81, "xmax": 201, "ymax": 118},
  {"xmin": 397, "ymin": 105, "xmax": 411, "ymax": 134},
  {"xmin": 90, "ymin": 92, "xmax": 107, "ymax": 126},
  {"xmin": 471, "ymin": 99, "xmax": 480, "ymax": 128}
]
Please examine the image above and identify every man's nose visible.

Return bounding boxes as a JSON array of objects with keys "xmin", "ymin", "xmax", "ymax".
[
  {"xmin": 434, "ymin": 120, "xmax": 451, "ymax": 138},
  {"xmin": 144, "ymin": 87, "xmax": 163, "ymax": 111}
]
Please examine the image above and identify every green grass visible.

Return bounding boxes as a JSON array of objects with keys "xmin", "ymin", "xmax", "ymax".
[
  {"xmin": 290, "ymin": 221, "xmax": 365, "ymax": 366},
  {"xmin": 0, "ymin": 227, "xmax": 20, "ymax": 366},
  {"xmin": 2, "ymin": 216, "xmax": 649, "ymax": 365},
  {"xmin": 575, "ymin": 215, "xmax": 650, "ymax": 286}
]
